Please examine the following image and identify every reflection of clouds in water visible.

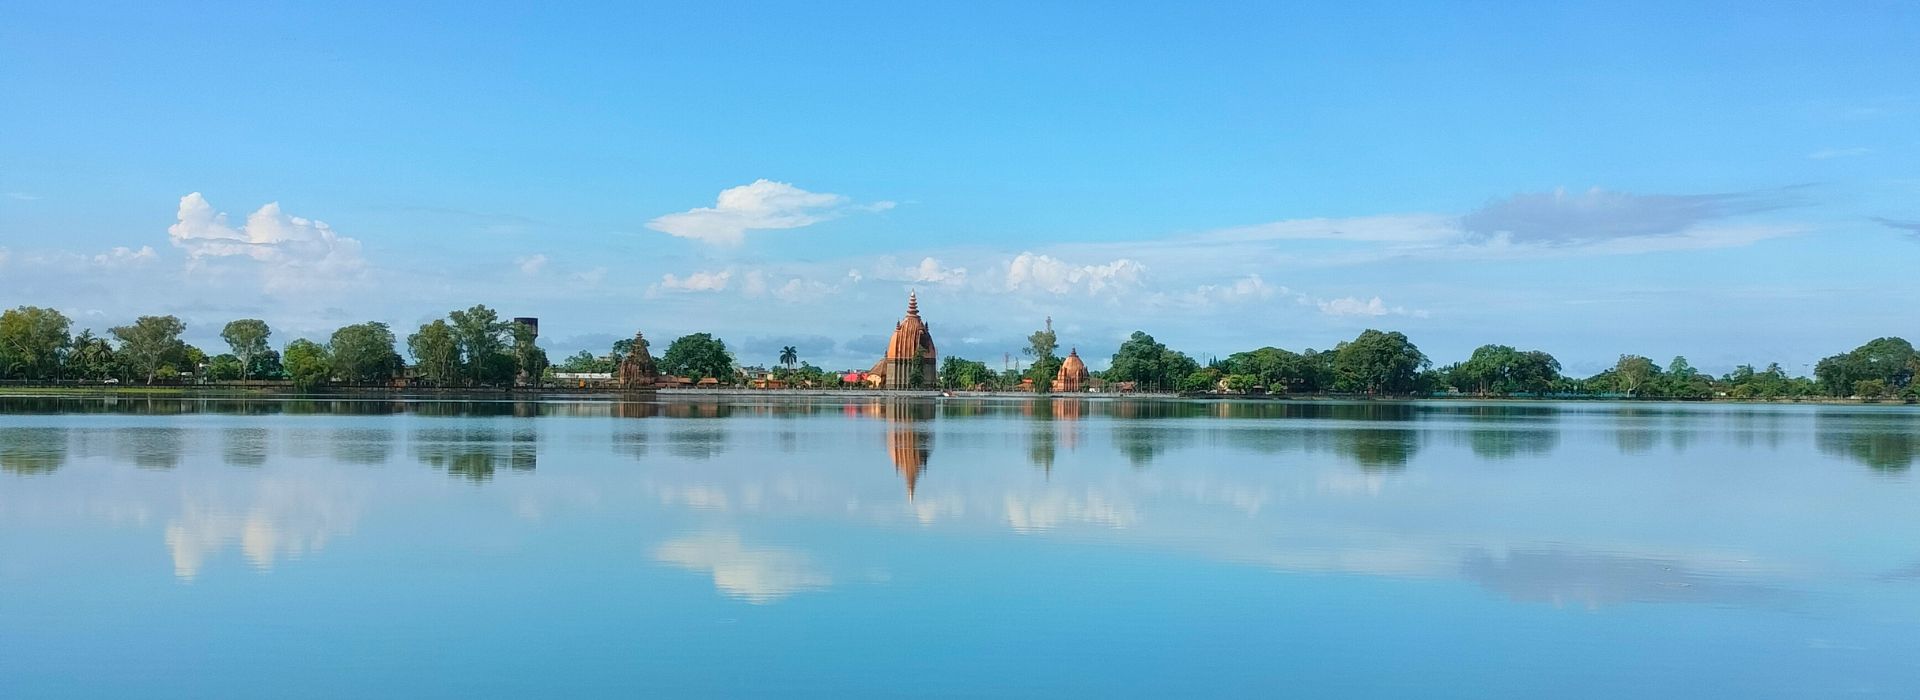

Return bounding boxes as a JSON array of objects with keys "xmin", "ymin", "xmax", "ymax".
[
  {"xmin": 653, "ymin": 484, "xmax": 732, "ymax": 510},
  {"xmin": 164, "ymin": 476, "xmax": 364, "ymax": 581},
  {"xmin": 654, "ymin": 531, "xmax": 831, "ymax": 604},
  {"xmin": 1004, "ymin": 491, "xmax": 1135, "ymax": 533},
  {"xmin": 1461, "ymin": 548, "xmax": 1789, "ymax": 609}
]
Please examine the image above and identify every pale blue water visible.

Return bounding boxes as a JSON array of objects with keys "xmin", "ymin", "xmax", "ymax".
[{"xmin": 3, "ymin": 397, "xmax": 1919, "ymax": 698}]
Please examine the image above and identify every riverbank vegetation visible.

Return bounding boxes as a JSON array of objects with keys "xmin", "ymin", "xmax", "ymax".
[{"xmin": 1, "ymin": 304, "xmax": 1915, "ymax": 400}]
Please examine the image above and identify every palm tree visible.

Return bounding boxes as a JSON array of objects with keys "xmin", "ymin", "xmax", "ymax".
[{"xmin": 779, "ymin": 346, "xmax": 798, "ymax": 368}]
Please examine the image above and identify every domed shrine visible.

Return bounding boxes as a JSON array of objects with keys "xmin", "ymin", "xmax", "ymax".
[
  {"xmin": 868, "ymin": 292, "xmax": 938, "ymax": 389},
  {"xmin": 1052, "ymin": 348, "xmax": 1091, "ymax": 392}
]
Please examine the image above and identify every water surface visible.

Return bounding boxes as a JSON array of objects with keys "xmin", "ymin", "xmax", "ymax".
[{"xmin": 3, "ymin": 397, "xmax": 1919, "ymax": 698}]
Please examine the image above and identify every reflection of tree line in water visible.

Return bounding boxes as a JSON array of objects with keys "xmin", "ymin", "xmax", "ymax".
[{"xmin": 4, "ymin": 400, "xmax": 1919, "ymax": 479}]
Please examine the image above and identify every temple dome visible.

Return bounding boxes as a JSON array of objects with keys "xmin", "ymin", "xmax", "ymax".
[
  {"xmin": 885, "ymin": 292, "xmax": 937, "ymax": 360},
  {"xmin": 1053, "ymin": 348, "xmax": 1090, "ymax": 392}
]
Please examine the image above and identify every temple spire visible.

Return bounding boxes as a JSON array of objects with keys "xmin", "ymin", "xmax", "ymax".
[{"xmin": 907, "ymin": 290, "xmax": 919, "ymax": 316}]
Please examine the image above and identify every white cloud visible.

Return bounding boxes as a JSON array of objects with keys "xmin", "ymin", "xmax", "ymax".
[
  {"xmin": 4, "ymin": 192, "xmax": 39, "ymax": 201},
  {"xmin": 650, "ymin": 269, "xmax": 733, "ymax": 294},
  {"xmin": 647, "ymin": 179, "xmax": 875, "ymax": 245},
  {"xmin": 573, "ymin": 267, "xmax": 609, "ymax": 284},
  {"xmin": 772, "ymin": 277, "xmax": 836, "ymax": 303},
  {"xmin": 654, "ymin": 531, "xmax": 831, "ymax": 603},
  {"xmin": 1204, "ymin": 214, "xmax": 1460, "ymax": 244},
  {"xmin": 874, "ymin": 256, "xmax": 968, "ymax": 285},
  {"xmin": 167, "ymin": 193, "xmax": 366, "ymax": 290},
  {"xmin": 1178, "ymin": 274, "xmax": 1283, "ymax": 306},
  {"xmin": 1004, "ymin": 252, "xmax": 1145, "ymax": 296},
  {"xmin": 1808, "ymin": 147, "xmax": 1870, "ymax": 160},
  {"xmin": 515, "ymin": 254, "xmax": 549, "ymax": 275},
  {"xmin": 92, "ymin": 246, "xmax": 157, "ymax": 268},
  {"xmin": 1316, "ymin": 296, "xmax": 1424, "ymax": 318}
]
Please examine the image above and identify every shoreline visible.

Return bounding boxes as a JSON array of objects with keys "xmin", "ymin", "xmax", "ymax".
[{"xmin": 0, "ymin": 385, "xmax": 1911, "ymax": 405}]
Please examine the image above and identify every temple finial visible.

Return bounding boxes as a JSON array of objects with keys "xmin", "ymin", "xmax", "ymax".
[{"xmin": 908, "ymin": 290, "xmax": 919, "ymax": 316}]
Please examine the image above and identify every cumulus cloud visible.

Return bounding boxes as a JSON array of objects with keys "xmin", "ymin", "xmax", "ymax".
[
  {"xmin": 515, "ymin": 254, "xmax": 548, "ymax": 275},
  {"xmin": 650, "ymin": 269, "xmax": 733, "ymax": 294},
  {"xmin": 92, "ymin": 246, "xmax": 157, "ymax": 268},
  {"xmin": 1185, "ymin": 274, "xmax": 1282, "ymax": 305},
  {"xmin": 167, "ymin": 193, "xmax": 366, "ymax": 290},
  {"xmin": 1004, "ymin": 252, "xmax": 1145, "ymax": 296},
  {"xmin": 1460, "ymin": 187, "xmax": 1791, "ymax": 245},
  {"xmin": 876, "ymin": 256, "xmax": 967, "ymax": 285},
  {"xmin": 647, "ymin": 179, "xmax": 886, "ymax": 245},
  {"xmin": 1316, "ymin": 296, "xmax": 1423, "ymax": 318}
]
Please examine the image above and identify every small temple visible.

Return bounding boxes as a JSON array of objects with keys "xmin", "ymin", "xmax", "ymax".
[
  {"xmin": 617, "ymin": 331, "xmax": 660, "ymax": 388},
  {"xmin": 1052, "ymin": 347, "xmax": 1090, "ymax": 392},
  {"xmin": 867, "ymin": 292, "xmax": 938, "ymax": 389}
]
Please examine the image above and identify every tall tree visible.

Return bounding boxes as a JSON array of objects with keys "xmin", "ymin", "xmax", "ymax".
[
  {"xmin": 1611, "ymin": 355, "xmax": 1659, "ymax": 396},
  {"xmin": 220, "ymin": 319, "xmax": 272, "ymax": 381},
  {"xmin": 408, "ymin": 320, "xmax": 461, "ymax": 386},
  {"xmin": 1331, "ymin": 329, "xmax": 1429, "ymax": 395},
  {"xmin": 330, "ymin": 322, "xmax": 401, "ymax": 383},
  {"xmin": 1107, "ymin": 331, "xmax": 1199, "ymax": 392},
  {"xmin": 283, "ymin": 339, "xmax": 332, "ymax": 389},
  {"xmin": 67, "ymin": 329, "xmax": 117, "ymax": 380},
  {"xmin": 109, "ymin": 315, "xmax": 186, "ymax": 384},
  {"xmin": 660, "ymin": 333, "xmax": 734, "ymax": 380},
  {"xmin": 1023, "ymin": 322, "xmax": 1061, "ymax": 388},
  {"xmin": 779, "ymin": 345, "xmax": 799, "ymax": 368},
  {"xmin": 0, "ymin": 306, "xmax": 73, "ymax": 380},
  {"xmin": 447, "ymin": 305, "xmax": 507, "ymax": 385}
]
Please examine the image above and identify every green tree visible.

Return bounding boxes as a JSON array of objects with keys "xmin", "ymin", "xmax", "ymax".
[
  {"xmin": 0, "ymin": 306, "xmax": 73, "ymax": 380},
  {"xmin": 249, "ymin": 349, "xmax": 285, "ymax": 380},
  {"xmin": 1331, "ymin": 329, "xmax": 1429, "ymax": 395},
  {"xmin": 1107, "ymin": 331, "xmax": 1199, "ymax": 392},
  {"xmin": 220, "ymin": 319, "xmax": 271, "ymax": 380},
  {"xmin": 556, "ymin": 350, "xmax": 614, "ymax": 374},
  {"xmin": 447, "ymin": 305, "xmax": 507, "ymax": 385},
  {"xmin": 1815, "ymin": 337, "xmax": 1918, "ymax": 397},
  {"xmin": 779, "ymin": 346, "xmax": 799, "ymax": 368},
  {"xmin": 1449, "ymin": 344, "xmax": 1562, "ymax": 396},
  {"xmin": 330, "ymin": 322, "xmax": 401, "ymax": 383},
  {"xmin": 109, "ymin": 315, "xmax": 186, "ymax": 384},
  {"xmin": 939, "ymin": 356, "xmax": 993, "ymax": 389},
  {"xmin": 283, "ymin": 339, "xmax": 332, "ymax": 389},
  {"xmin": 67, "ymin": 329, "xmax": 117, "ymax": 380},
  {"xmin": 1023, "ymin": 323, "xmax": 1061, "ymax": 389},
  {"xmin": 1610, "ymin": 354, "xmax": 1659, "ymax": 397},
  {"xmin": 206, "ymin": 354, "xmax": 245, "ymax": 381},
  {"xmin": 1222, "ymin": 373, "xmax": 1258, "ymax": 393},
  {"xmin": 407, "ymin": 320, "xmax": 461, "ymax": 386},
  {"xmin": 660, "ymin": 333, "xmax": 734, "ymax": 380}
]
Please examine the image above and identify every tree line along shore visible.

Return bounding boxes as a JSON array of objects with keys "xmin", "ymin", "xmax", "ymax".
[{"xmin": 1, "ymin": 304, "xmax": 1916, "ymax": 401}]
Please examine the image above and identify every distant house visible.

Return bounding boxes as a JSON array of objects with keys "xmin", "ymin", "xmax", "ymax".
[{"xmin": 696, "ymin": 377, "xmax": 721, "ymax": 388}]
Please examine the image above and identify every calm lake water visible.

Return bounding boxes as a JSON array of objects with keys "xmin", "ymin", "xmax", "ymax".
[{"xmin": 3, "ymin": 396, "xmax": 1920, "ymax": 698}]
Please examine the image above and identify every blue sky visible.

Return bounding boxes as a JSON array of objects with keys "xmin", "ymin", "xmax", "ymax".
[{"xmin": 1, "ymin": 1, "xmax": 1916, "ymax": 375}]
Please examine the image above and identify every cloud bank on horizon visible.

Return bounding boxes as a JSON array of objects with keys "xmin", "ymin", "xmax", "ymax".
[{"xmin": 0, "ymin": 2, "xmax": 1914, "ymax": 375}]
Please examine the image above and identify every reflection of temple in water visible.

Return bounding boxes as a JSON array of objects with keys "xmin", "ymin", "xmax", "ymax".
[{"xmin": 867, "ymin": 400, "xmax": 935, "ymax": 499}]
